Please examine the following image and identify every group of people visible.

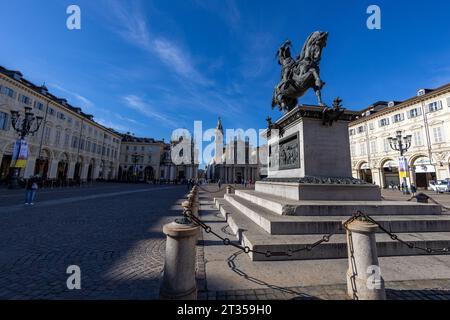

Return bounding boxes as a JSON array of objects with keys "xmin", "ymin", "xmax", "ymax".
[{"xmin": 388, "ymin": 181, "xmax": 417, "ymax": 195}]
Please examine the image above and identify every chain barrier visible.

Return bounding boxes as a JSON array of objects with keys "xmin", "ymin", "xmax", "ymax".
[
  {"xmin": 182, "ymin": 207, "xmax": 342, "ymax": 258},
  {"xmin": 184, "ymin": 186, "xmax": 450, "ymax": 257},
  {"xmin": 344, "ymin": 211, "xmax": 450, "ymax": 254}
]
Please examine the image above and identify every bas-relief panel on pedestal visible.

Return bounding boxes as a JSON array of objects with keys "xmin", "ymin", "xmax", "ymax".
[{"xmin": 269, "ymin": 133, "xmax": 301, "ymax": 171}]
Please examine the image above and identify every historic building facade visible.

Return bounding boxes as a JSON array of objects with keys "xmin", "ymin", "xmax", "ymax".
[
  {"xmin": 349, "ymin": 83, "xmax": 450, "ymax": 189},
  {"xmin": 118, "ymin": 134, "xmax": 199, "ymax": 182},
  {"xmin": 205, "ymin": 118, "xmax": 263, "ymax": 183},
  {"xmin": 0, "ymin": 66, "xmax": 121, "ymax": 184}
]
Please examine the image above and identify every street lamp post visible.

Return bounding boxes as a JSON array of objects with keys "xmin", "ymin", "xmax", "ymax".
[
  {"xmin": 388, "ymin": 130, "xmax": 412, "ymax": 195},
  {"xmin": 9, "ymin": 106, "xmax": 43, "ymax": 189}
]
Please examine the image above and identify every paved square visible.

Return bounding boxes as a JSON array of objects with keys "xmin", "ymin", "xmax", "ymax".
[{"xmin": 0, "ymin": 183, "xmax": 188, "ymax": 299}]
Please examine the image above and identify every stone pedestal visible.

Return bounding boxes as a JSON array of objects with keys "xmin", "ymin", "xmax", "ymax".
[
  {"xmin": 346, "ymin": 220, "xmax": 386, "ymax": 300},
  {"xmin": 160, "ymin": 221, "xmax": 199, "ymax": 300},
  {"xmin": 260, "ymin": 105, "xmax": 380, "ymax": 201}
]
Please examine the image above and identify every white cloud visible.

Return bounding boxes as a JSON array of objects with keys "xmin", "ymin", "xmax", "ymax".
[
  {"xmin": 49, "ymin": 83, "xmax": 95, "ymax": 111},
  {"xmin": 109, "ymin": 1, "xmax": 212, "ymax": 86},
  {"xmin": 123, "ymin": 95, "xmax": 180, "ymax": 128}
]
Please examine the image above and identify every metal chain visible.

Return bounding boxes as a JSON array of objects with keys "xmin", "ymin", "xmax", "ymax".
[
  {"xmin": 182, "ymin": 208, "xmax": 343, "ymax": 258},
  {"xmin": 344, "ymin": 211, "xmax": 450, "ymax": 254}
]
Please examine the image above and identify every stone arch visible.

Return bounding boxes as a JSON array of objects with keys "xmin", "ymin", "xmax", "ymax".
[
  {"xmin": 356, "ymin": 161, "xmax": 373, "ymax": 183},
  {"xmin": 34, "ymin": 148, "xmax": 52, "ymax": 179},
  {"xmin": 408, "ymin": 153, "xmax": 430, "ymax": 167},
  {"xmin": 409, "ymin": 154, "xmax": 436, "ymax": 189},
  {"xmin": 379, "ymin": 157, "xmax": 399, "ymax": 189},
  {"xmin": 58, "ymin": 152, "xmax": 70, "ymax": 162}
]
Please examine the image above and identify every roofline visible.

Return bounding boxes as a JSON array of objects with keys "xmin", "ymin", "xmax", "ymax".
[
  {"xmin": 350, "ymin": 83, "xmax": 450, "ymax": 126},
  {"xmin": 0, "ymin": 67, "xmax": 121, "ymax": 138}
]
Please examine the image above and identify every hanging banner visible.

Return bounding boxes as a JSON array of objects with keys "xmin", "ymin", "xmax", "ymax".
[
  {"xmin": 398, "ymin": 156, "xmax": 409, "ymax": 179},
  {"xmin": 10, "ymin": 139, "xmax": 28, "ymax": 169}
]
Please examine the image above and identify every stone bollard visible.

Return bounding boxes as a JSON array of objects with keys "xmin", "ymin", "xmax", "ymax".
[
  {"xmin": 188, "ymin": 194, "xmax": 199, "ymax": 218},
  {"xmin": 160, "ymin": 221, "xmax": 200, "ymax": 300},
  {"xmin": 346, "ymin": 219, "xmax": 386, "ymax": 300},
  {"xmin": 226, "ymin": 185, "xmax": 234, "ymax": 194},
  {"xmin": 182, "ymin": 200, "xmax": 193, "ymax": 217}
]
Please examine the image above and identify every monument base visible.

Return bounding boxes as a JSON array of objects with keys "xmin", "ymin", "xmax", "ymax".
[{"xmin": 256, "ymin": 179, "xmax": 381, "ymax": 201}]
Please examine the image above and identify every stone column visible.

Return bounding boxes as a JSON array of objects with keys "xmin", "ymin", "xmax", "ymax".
[
  {"xmin": 92, "ymin": 165, "xmax": 100, "ymax": 180},
  {"xmin": 81, "ymin": 163, "xmax": 90, "ymax": 180},
  {"xmin": 67, "ymin": 162, "xmax": 76, "ymax": 179},
  {"xmin": 170, "ymin": 165, "xmax": 176, "ymax": 181},
  {"xmin": 346, "ymin": 220, "xmax": 386, "ymax": 300},
  {"xmin": 160, "ymin": 221, "xmax": 199, "ymax": 300},
  {"xmin": 48, "ymin": 160, "xmax": 59, "ymax": 179}
]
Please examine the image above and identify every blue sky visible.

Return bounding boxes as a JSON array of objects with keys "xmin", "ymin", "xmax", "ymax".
[{"xmin": 0, "ymin": 0, "xmax": 449, "ymax": 142}]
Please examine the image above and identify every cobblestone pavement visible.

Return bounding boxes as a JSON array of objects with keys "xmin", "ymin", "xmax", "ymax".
[
  {"xmin": 197, "ymin": 185, "xmax": 450, "ymax": 300},
  {"xmin": 0, "ymin": 183, "xmax": 188, "ymax": 299}
]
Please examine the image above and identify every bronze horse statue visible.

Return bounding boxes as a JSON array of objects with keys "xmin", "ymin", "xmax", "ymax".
[{"xmin": 272, "ymin": 31, "xmax": 328, "ymax": 112}]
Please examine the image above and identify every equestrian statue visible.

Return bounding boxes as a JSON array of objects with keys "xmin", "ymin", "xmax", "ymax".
[{"xmin": 272, "ymin": 31, "xmax": 329, "ymax": 113}]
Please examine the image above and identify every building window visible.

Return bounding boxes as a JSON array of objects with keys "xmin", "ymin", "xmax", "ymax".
[
  {"xmin": 44, "ymin": 127, "xmax": 52, "ymax": 144},
  {"xmin": 428, "ymin": 101, "xmax": 442, "ymax": 113},
  {"xmin": 64, "ymin": 134, "xmax": 70, "ymax": 147},
  {"xmin": 48, "ymin": 108, "xmax": 55, "ymax": 116},
  {"xmin": 72, "ymin": 136, "xmax": 79, "ymax": 149},
  {"xmin": 92, "ymin": 143, "xmax": 96, "ymax": 153},
  {"xmin": 370, "ymin": 140, "xmax": 377, "ymax": 154},
  {"xmin": 350, "ymin": 145, "xmax": 356, "ymax": 157},
  {"xmin": 408, "ymin": 107, "xmax": 422, "ymax": 118},
  {"xmin": 55, "ymin": 130, "xmax": 61, "ymax": 146},
  {"xmin": 34, "ymin": 101, "xmax": 44, "ymax": 110},
  {"xmin": 379, "ymin": 118, "xmax": 390, "ymax": 127},
  {"xmin": 0, "ymin": 111, "xmax": 9, "ymax": 130},
  {"xmin": 383, "ymin": 139, "xmax": 390, "ymax": 152},
  {"xmin": 86, "ymin": 141, "xmax": 91, "ymax": 152},
  {"xmin": 392, "ymin": 113, "xmax": 404, "ymax": 123},
  {"xmin": 349, "ymin": 129, "xmax": 355, "ymax": 136},
  {"xmin": 447, "ymin": 97, "xmax": 450, "ymax": 107},
  {"xmin": 368, "ymin": 122, "xmax": 375, "ymax": 130},
  {"xmin": 357, "ymin": 126, "xmax": 365, "ymax": 134},
  {"xmin": 359, "ymin": 143, "xmax": 366, "ymax": 156},
  {"xmin": 412, "ymin": 131, "xmax": 422, "ymax": 146},
  {"xmin": 433, "ymin": 127, "xmax": 444, "ymax": 143},
  {"xmin": 0, "ymin": 86, "xmax": 16, "ymax": 98},
  {"xmin": 19, "ymin": 94, "xmax": 32, "ymax": 105},
  {"xmin": 57, "ymin": 112, "xmax": 65, "ymax": 120}
]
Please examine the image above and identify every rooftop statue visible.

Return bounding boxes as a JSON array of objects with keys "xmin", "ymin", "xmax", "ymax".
[{"xmin": 272, "ymin": 31, "xmax": 328, "ymax": 112}]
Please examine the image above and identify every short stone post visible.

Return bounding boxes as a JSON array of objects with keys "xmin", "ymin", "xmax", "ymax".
[
  {"xmin": 226, "ymin": 185, "xmax": 234, "ymax": 194},
  {"xmin": 160, "ymin": 221, "xmax": 200, "ymax": 300},
  {"xmin": 346, "ymin": 219, "xmax": 386, "ymax": 300},
  {"xmin": 187, "ymin": 194, "xmax": 199, "ymax": 217}
]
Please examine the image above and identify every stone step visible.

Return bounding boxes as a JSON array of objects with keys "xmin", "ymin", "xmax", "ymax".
[
  {"xmin": 215, "ymin": 198, "xmax": 450, "ymax": 261},
  {"xmin": 225, "ymin": 194, "xmax": 450, "ymax": 235},
  {"xmin": 234, "ymin": 190, "xmax": 442, "ymax": 216}
]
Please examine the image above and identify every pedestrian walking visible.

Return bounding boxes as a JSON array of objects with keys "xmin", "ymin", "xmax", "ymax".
[
  {"xmin": 411, "ymin": 183, "xmax": 417, "ymax": 196},
  {"xmin": 218, "ymin": 178, "xmax": 222, "ymax": 189},
  {"xmin": 25, "ymin": 177, "xmax": 39, "ymax": 205}
]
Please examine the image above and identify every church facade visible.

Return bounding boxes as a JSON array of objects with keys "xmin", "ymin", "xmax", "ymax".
[{"xmin": 205, "ymin": 118, "xmax": 264, "ymax": 184}]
